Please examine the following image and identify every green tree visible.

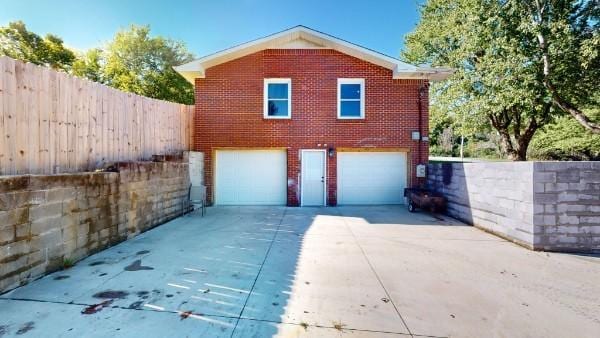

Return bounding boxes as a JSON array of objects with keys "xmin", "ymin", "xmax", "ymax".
[
  {"xmin": 101, "ymin": 25, "xmax": 195, "ymax": 104},
  {"xmin": 72, "ymin": 48, "xmax": 103, "ymax": 83},
  {"xmin": 0, "ymin": 21, "xmax": 75, "ymax": 71},
  {"xmin": 404, "ymin": 0, "xmax": 599, "ymax": 160},
  {"xmin": 523, "ymin": 0, "xmax": 600, "ymax": 133}
]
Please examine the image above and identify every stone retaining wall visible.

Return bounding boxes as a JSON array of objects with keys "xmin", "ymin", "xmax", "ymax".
[
  {"xmin": 0, "ymin": 161, "xmax": 190, "ymax": 292},
  {"xmin": 427, "ymin": 161, "xmax": 600, "ymax": 252}
]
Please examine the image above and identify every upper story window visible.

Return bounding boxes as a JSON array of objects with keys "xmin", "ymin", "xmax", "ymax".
[
  {"xmin": 264, "ymin": 78, "xmax": 291, "ymax": 119},
  {"xmin": 337, "ymin": 78, "xmax": 365, "ymax": 119}
]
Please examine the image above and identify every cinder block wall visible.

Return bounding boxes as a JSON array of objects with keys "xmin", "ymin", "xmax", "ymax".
[
  {"xmin": 427, "ymin": 162, "xmax": 535, "ymax": 246},
  {"xmin": 0, "ymin": 161, "xmax": 190, "ymax": 292},
  {"xmin": 532, "ymin": 162, "xmax": 600, "ymax": 251},
  {"xmin": 428, "ymin": 161, "xmax": 600, "ymax": 252}
]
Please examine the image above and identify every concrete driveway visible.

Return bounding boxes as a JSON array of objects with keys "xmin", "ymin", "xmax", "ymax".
[{"xmin": 1, "ymin": 206, "xmax": 599, "ymax": 337}]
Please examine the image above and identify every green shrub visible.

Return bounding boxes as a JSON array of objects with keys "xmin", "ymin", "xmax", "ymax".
[{"xmin": 529, "ymin": 112, "xmax": 600, "ymax": 161}]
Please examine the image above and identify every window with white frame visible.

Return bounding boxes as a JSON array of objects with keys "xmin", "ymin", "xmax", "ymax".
[
  {"xmin": 264, "ymin": 78, "xmax": 291, "ymax": 118},
  {"xmin": 337, "ymin": 78, "xmax": 365, "ymax": 119}
]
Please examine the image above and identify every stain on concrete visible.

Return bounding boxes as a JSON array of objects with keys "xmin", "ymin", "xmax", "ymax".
[
  {"xmin": 136, "ymin": 250, "xmax": 150, "ymax": 255},
  {"xmin": 93, "ymin": 290, "xmax": 129, "ymax": 299},
  {"xmin": 0, "ymin": 325, "xmax": 8, "ymax": 337},
  {"xmin": 179, "ymin": 310, "xmax": 193, "ymax": 320},
  {"xmin": 124, "ymin": 260, "xmax": 153, "ymax": 271},
  {"xmin": 98, "ymin": 273, "xmax": 107, "ymax": 276},
  {"xmin": 89, "ymin": 261, "xmax": 105, "ymax": 266},
  {"xmin": 53, "ymin": 275, "xmax": 70, "ymax": 280},
  {"xmin": 16, "ymin": 322, "xmax": 34, "ymax": 335},
  {"xmin": 82, "ymin": 300, "xmax": 113, "ymax": 315}
]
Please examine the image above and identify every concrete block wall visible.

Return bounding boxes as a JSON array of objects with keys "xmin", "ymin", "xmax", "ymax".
[
  {"xmin": 0, "ymin": 161, "xmax": 190, "ymax": 292},
  {"xmin": 428, "ymin": 161, "xmax": 600, "ymax": 252},
  {"xmin": 188, "ymin": 151, "xmax": 204, "ymax": 186},
  {"xmin": 532, "ymin": 162, "xmax": 600, "ymax": 251},
  {"xmin": 427, "ymin": 162, "xmax": 535, "ymax": 246}
]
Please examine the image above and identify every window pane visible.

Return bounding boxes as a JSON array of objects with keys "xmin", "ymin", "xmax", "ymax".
[
  {"xmin": 340, "ymin": 100, "xmax": 361, "ymax": 117},
  {"xmin": 340, "ymin": 84, "xmax": 361, "ymax": 99},
  {"xmin": 268, "ymin": 100, "xmax": 289, "ymax": 116},
  {"xmin": 268, "ymin": 83, "xmax": 288, "ymax": 99}
]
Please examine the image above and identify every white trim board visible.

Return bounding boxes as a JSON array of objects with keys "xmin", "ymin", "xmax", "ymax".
[
  {"xmin": 337, "ymin": 78, "xmax": 365, "ymax": 119},
  {"xmin": 174, "ymin": 26, "xmax": 453, "ymax": 83},
  {"xmin": 263, "ymin": 78, "xmax": 292, "ymax": 119},
  {"xmin": 300, "ymin": 149, "xmax": 327, "ymax": 206}
]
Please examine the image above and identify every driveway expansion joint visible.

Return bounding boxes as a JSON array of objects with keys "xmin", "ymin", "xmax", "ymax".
[
  {"xmin": 229, "ymin": 207, "xmax": 289, "ymax": 337},
  {"xmin": 336, "ymin": 207, "xmax": 415, "ymax": 337}
]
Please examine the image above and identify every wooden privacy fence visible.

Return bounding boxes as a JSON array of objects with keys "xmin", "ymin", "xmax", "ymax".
[{"xmin": 0, "ymin": 56, "xmax": 194, "ymax": 175}]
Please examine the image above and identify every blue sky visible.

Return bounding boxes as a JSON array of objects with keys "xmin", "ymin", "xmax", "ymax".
[{"xmin": 1, "ymin": 0, "xmax": 424, "ymax": 59}]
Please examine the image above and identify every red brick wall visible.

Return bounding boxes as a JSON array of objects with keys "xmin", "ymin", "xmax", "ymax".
[{"xmin": 194, "ymin": 49, "xmax": 429, "ymax": 206}]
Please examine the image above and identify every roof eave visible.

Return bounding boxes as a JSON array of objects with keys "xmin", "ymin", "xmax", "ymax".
[
  {"xmin": 173, "ymin": 65, "xmax": 204, "ymax": 84},
  {"xmin": 393, "ymin": 67, "xmax": 454, "ymax": 81},
  {"xmin": 173, "ymin": 26, "xmax": 455, "ymax": 84}
]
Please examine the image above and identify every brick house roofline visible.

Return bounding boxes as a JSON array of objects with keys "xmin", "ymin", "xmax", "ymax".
[{"xmin": 174, "ymin": 25, "xmax": 453, "ymax": 83}]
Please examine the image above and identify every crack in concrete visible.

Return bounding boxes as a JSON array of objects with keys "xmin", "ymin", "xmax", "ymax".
[
  {"xmin": 336, "ymin": 207, "xmax": 415, "ymax": 337},
  {"xmin": 229, "ymin": 207, "xmax": 288, "ymax": 338}
]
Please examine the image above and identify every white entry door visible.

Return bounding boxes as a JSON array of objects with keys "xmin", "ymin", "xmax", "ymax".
[
  {"xmin": 301, "ymin": 150, "xmax": 326, "ymax": 206},
  {"xmin": 215, "ymin": 150, "xmax": 287, "ymax": 205},
  {"xmin": 337, "ymin": 151, "xmax": 407, "ymax": 205}
]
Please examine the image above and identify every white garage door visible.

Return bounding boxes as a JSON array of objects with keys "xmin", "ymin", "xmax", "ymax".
[
  {"xmin": 337, "ymin": 152, "xmax": 407, "ymax": 205},
  {"xmin": 215, "ymin": 150, "xmax": 287, "ymax": 205}
]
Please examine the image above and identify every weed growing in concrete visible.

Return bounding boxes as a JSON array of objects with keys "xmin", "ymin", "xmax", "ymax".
[
  {"xmin": 332, "ymin": 321, "xmax": 345, "ymax": 331},
  {"xmin": 62, "ymin": 258, "xmax": 75, "ymax": 269}
]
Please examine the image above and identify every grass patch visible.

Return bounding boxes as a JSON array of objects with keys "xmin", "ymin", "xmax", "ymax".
[
  {"xmin": 62, "ymin": 257, "xmax": 75, "ymax": 269},
  {"xmin": 332, "ymin": 321, "xmax": 346, "ymax": 331}
]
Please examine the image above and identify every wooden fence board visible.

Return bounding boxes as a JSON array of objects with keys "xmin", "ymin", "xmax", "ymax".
[
  {"xmin": 0, "ymin": 57, "xmax": 194, "ymax": 175},
  {"xmin": 0, "ymin": 57, "xmax": 5, "ymax": 174},
  {"xmin": 5, "ymin": 58, "xmax": 17, "ymax": 174}
]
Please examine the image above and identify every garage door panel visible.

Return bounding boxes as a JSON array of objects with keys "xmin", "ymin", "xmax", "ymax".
[
  {"xmin": 216, "ymin": 150, "xmax": 287, "ymax": 205},
  {"xmin": 337, "ymin": 152, "xmax": 407, "ymax": 205}
]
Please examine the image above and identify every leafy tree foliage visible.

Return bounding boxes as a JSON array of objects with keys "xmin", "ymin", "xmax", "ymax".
[
  {"xmin": 99, "ymin": 25, "xmax": 195, "ymax": 104},
  {"xmin": 72, "ymin": 48, "xmax": 103, "ymax": 83},
  {"xmin": 1, "ymin": 22, "xmax": 194, "ymax": 105},
  {"xmin": 0, "ymin": 21, "xmax": 75, "ymax": 71},
  {"xmin": 404, "ymin": 0, "xmax": 599, "ymax": 160},
  {"xmin": 523, "ymin": 0, "xmax": 600, "ymax": 133},
  {"xmin": 529, "ymin": 107, "xmax": 600, "ymax": 160}
]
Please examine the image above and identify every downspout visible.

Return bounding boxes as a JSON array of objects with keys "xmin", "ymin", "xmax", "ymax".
[
  {"xmin": 417, "ymin": 85, "xmax": 424, "ymax": 165},
  {"xmin": 417, "ymin": 84, "xmax": 428, "ymax": 185},
  {"xmin": 417, "ymin": 84, "xmax": 427, "ymax": 187}
]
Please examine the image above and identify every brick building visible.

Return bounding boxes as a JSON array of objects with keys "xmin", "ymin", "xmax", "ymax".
[{"xmin": 175, "ymin": 26, "xmax": 451, "ymax": 206}]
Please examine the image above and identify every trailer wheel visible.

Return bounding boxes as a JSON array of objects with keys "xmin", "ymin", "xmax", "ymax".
[{"xmin": 408, "ymin": 202, "xmax": 416, "ymax": 213}]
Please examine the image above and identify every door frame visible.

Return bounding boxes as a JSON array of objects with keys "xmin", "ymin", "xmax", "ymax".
[{"xmin": 300, "ymin": 149, "xmax": 327, "ymax": 206}]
